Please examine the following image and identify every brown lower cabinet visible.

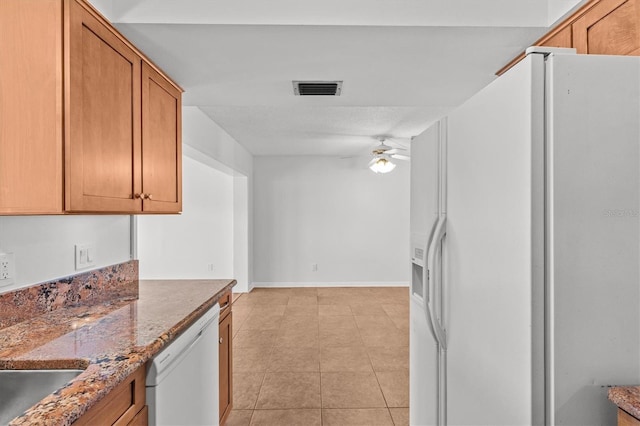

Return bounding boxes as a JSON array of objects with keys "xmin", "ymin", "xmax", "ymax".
[
  {"xmin": 219, "ymin": 291, "xmax": 233, "ymax": 425},
  {"xmin": 619, "ymin": 408, "xmax": 640, "ymax": 426},
  {"xmin": 74, "ymin": 364, "xmax": 147, "ymax": 426}
]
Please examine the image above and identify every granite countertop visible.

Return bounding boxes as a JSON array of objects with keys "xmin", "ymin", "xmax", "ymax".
[
  {"xmin": 609, "ymin": 386, "xmax": 640, "ymax": 420},
  {"xmin": 0, "ymin": 279, "xmax": 235, "ymax": 426}
]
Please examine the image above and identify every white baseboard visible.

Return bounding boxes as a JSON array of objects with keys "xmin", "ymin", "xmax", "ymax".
[{"xmin": 251, "ymin": 281, "xmax": 409, "ymax": 289}]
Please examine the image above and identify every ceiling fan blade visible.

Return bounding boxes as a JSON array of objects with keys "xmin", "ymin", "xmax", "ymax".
[
  {"xmin": 385, "ymin": 148, "xmax": 407, "ymax": 154},
  {"xmin": 374, "ymin": 145, "xmax": 406, "ymax": 156},
  {"xmin": 385, "ymin": 137, "xmax": 411, "ymax": 150},
  {"xmin": 391, "ymin": 154, "xmax": 411, "ymax": 161},
  {"xmin": 379, "ymin": 142, "xmax": 405, "ymax": 150}
]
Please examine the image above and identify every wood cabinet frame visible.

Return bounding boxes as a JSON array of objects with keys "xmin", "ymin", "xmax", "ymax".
[{"xmin": 0, "ymin": 0, "xmax": 64, "ymax": 214}]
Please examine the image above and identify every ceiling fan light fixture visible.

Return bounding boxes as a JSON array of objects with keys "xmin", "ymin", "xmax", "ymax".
[{"xmin": 369, "ymin": 156, "xmax": 396, "ymax": 174}]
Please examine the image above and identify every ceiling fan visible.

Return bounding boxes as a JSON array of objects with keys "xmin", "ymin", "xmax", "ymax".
[{"xmin": 368, "ymin": 137, "xmax": 410, "ymax": 174}]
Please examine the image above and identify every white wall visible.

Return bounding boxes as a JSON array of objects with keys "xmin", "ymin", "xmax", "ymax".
[
  {"xmin": 183, "ymin": 107, "xmax": 253, "ymax": 177},
  {"xmin": 253, "ymin": 156, "xmax": 410, "ymax": 286},
  {"xmin": 137, "ymin": 154, "xmax": 234, "ymax": 279},
  {"xmin": 0, "ymin": 216, "xmax": 131, "ymax": 293},
  {"xmin": 547, "ymin": 0, "xmax": 586, "ymax": 25},
  {"xmin": 233, "ymin": 175, "xmax": 249, "ymax": 291},
  {"xmin": 182, "ymin": 106, "xmax": 254, "ymax": 292},
  {"xmin": 88, "ymin": 0, "xmax": 113, "ymax": 20}
]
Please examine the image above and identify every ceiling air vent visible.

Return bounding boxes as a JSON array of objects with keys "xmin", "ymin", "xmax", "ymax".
[{"xmin": 293, "ymin": 81, "xmax": 343, "ymax": 96}]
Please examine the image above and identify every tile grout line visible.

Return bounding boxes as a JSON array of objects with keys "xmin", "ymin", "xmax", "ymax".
[
  {"xmin": 356, "ymin": 308, "xmax": 393, "ymax": 416},
  {"xmin": 250, "ymin": 307, "xmax": 278, "ymax": 414},
  {"xmin": 389, "ymin": 406, "xmax": 397, "ymax": 426}
]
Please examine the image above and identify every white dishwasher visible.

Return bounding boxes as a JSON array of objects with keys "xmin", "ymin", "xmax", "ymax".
[{"xmin": 146, "ymin": 303, "xmax": 220, "ymax": 426}]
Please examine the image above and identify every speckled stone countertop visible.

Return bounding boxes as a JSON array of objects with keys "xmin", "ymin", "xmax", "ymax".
[
  {"xmin": 0, "ymin": 279, "xmax": 235, "ymax": 426},
  {"xmin": 609, "ymin": 386, "xmax": 640, "ymax": 419}
]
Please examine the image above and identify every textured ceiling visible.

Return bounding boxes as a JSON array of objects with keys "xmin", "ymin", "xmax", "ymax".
[{"xmin": 98, "ymin": 0, "xmax": 586, "ymax": 156}]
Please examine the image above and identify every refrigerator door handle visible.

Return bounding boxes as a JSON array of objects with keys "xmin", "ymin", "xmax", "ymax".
[
  {"xmin": 422, "ymin": 232, "xmax": 433, "ymax": 303},
  {"xmin": 426, "ymin": 215, "xmax": 447, "ymax": 349},
  {"xmin": 422, "ymin": 220, "xmax": 438, "ymax": 340}
]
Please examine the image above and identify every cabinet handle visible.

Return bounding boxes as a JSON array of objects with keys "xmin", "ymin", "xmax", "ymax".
[
  {"xmin": 143, "ymin": 194, "xmax": 153, "ymax": 200},
  {"xmin": 219, "ymin": 337, "xmax": 223, "ymax": 344},
  {"xmin": 134, "ymin": 193, "xmax": 143, "ymax": 199}
]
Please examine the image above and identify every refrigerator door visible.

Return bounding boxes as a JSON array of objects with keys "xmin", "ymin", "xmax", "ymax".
[
  {"xmin": 546, "ymin": 54, "xmax": 640, "ymax": 425},
  {"xmin": 410, "ymin": 120, "xmax": 444, "ymax": 426},
  {"xmin": 446, "ymin": 53, "xmax": 545, "ymax": 425}
]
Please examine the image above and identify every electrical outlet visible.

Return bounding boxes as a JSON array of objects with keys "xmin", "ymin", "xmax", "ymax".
[
  {"xmin": 311, "ymin": 263, "xmax": 318, "ymax": 272},
  {"xmin": 75, "ymin": 243, "xmax": 96, "ymax": 270},
  {"xmin": 0, "ymin": 253, "xmax": 15, "ymax": 287},
  {"xmin": 207, "ymin": 264, "xmax": 215, "ymax": 272},
  {"xmin": 1, "ymin": 262, "xmax": 8, "ymax": 279}
]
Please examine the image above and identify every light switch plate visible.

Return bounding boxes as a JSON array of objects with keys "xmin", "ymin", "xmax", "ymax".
[{"xmin": 75, "ymin": 243, "xmax": 96, "ymax": 270}]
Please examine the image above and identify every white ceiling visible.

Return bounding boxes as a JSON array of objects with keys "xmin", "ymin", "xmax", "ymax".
[{"xmin": 97, "ymin": 0, "xmax": 584, "ymax": 156}]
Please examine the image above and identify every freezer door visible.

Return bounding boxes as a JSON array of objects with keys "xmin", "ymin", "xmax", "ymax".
[
  {"xmin": 410, "ymin": 121, "xmax": 442, "ymax": 270},
  {"xmin": 446, "ymin": 53, "xmax": 545, "ymax": 425},
  {"xmin": 410, "ymin": 120, "xmax": 444, "ymax": 425},
  {"xmin": 546, "ymin": 54, "xmax": 640, "ymax": 426}
]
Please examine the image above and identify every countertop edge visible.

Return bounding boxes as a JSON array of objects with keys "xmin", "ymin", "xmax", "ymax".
[{"xmin": 139, "ymin": 280, "xmax": 237, "ymax": 356}]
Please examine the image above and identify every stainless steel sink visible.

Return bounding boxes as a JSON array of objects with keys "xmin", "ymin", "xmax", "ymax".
[{"xmin": 0, "ymin": 369, "xmax": 83, "ymax": 425}]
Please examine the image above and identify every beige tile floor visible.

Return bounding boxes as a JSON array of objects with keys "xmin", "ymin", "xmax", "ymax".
[{"xmin": 225, "ymin": 287, "xmax": 409, "ymax": 426}]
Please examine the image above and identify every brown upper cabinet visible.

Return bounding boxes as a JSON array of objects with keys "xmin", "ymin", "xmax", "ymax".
[
  {"xmin": 0, "ymin": 0, "xmax": 182, "ymax": 214},
  {"xmin": 497, "ymin": 0, "xmax": 640, "ymax": 75},
  {"xmin": 572, "ymin": 0, "xmax": 640, "ymax": 55}
]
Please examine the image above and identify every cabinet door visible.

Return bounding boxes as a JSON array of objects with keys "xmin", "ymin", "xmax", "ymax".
[
  {"xmin": 572, "ymin": 0, "xmax": 640, "ymax": 55},
  {"xmin": 66, "ymin": 0, "xmax": 142, "ymax": 212},
  {"xmin": 141, "ymin": 62, "xmax": 182, "ymax": 213},
  {"xmin": 219, "ymin": 311, "xmax": 232, "ymax": 425},
  {"xmin": 0, "ymin": 0, "xmax": 64, "ymax": 214}
]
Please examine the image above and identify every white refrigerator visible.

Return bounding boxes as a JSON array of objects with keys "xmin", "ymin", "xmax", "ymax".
[{"xmin": 410, "ymin": 48, "xmax": 640, "ymax": 426}]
